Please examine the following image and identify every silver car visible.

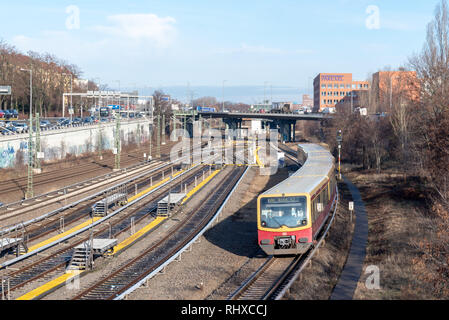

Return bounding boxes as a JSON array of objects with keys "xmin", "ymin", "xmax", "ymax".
[{"xmin": 12, "ymin": 122, "xmax": 28, "ymax": 133}]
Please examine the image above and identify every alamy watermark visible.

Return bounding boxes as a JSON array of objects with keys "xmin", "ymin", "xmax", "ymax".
[
  {"xmin": 66, "ymin": 5, "xmax": 81, "ymax": 30},
  {"xmin": 365, "ymin": 265, "xmax": 381, "ymax": 290},
  {"xmin": 366, "ymin": 5, "xmax": 380, "ymax": 30},
  {"xmin": 169, "ymin": 121, "xmax": 281, "ymax": 176}
]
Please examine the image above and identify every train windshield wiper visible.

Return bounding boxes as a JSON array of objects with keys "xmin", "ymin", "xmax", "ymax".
[{"xmin": 270, "ymin": 217, "xmax": 283, "ymax": 228}]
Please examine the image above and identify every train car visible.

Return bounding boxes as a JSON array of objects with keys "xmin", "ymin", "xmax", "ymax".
[{"xmin": 257, "ymin": 144, "xmax": 337, "ymax": 255}]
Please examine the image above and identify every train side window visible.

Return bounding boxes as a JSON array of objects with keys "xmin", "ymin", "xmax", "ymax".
[{"xmin": 312, "ymin": 198, "xmax": 317, "ymax": 221}]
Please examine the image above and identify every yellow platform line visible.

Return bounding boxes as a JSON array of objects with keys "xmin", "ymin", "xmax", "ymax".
[
  {"xmin": 16, "ymin": 270, "xmax": 82, "ymax": 300},
  {"xmin": 181, "ymin": 169, "xmax": 221, "ymax": 205},
  {"xmin": 110, "ymin": 216, "xmax": 167, "ymax": 255},
  {"xmin": 25, "ymin": 217, "xmax": 102, "ymax": 254},
  {"xmin": 255, "ymin": 146, "xmax": 264, "ymax": 168}
]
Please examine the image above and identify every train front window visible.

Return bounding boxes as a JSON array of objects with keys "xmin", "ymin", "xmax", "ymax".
[{"xmin": 260, "ymin": 196, "xmax": 307, "ymax": 228}]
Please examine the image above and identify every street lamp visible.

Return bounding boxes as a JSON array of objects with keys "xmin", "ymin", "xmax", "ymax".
[
  {"xmin": 62, "ymin": 73, "xmax": 73, "ymax": 120},
  {"xmin": 114, "ymin": 80, "xmax": 121, "ymax": 109},
  {"xmin": 222, "ymin": 80, "xmax": 227, "ymax": 112},
  {"xmin": 20, "ymin": 68, "xmax": 34, "ymax": 199}
]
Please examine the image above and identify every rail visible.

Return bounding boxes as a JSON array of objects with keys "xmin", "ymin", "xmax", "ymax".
[
  {"xmin": 0, "ymin": 164, "xmax": 199, "ymax": 271},
  {"xmin": 114, "ymin": 166, "xmax": 249, "ymax": 300}
]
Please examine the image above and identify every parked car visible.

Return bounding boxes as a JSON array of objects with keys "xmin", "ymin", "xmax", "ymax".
[
  {"xmin": 57, "ymin": 118, "xmax": 69, "ymax": 126},
  {"xmin": 40, "ymin": 120, "xmax": 51, "ymax": 129},
  {"xmin": 57, "ymin": 118, "xmax": 72, "ymax": 126},
  {"xmin": 1, "ymin": 125, "xmax": 17, "ymax": 134},
  {"xmin": 12, "ymin": 122, "xmax": 28, "ymax": 133},
  {"xmin": 72, "ymin": 117, "xmax": 82, "ymax": 124},
  {"xmin": 0, "ymin": 110, "xmax": 5, "ymax": 118}
]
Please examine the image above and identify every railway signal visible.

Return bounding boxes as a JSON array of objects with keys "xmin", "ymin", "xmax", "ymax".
[{"xmin": 337, "ymin": 129, "xmax": 342, "ymax": 179}]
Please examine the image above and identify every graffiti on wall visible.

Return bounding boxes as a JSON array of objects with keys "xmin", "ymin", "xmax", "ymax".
[{"xmin": 0, "ymin": 144, "xmax": 15, "ymax": 168}]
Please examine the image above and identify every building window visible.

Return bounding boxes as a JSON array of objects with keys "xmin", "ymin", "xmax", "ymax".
[
  {"xmin": 340, "ymin": 84, "xmax": 345, "ymax": 89},
  {"xmin": 322, "ymin": 84, "xmax": 326, "ymax": 89},
  {"xmin": 334, "ymin": 84, "xmax": 339, "ymax": 89},
  {"xmin": 347, "ymin": 84, "xmax": 351, "ymax": 89},
  {"xmin": 359, "ymin": 84, "xmax": 363, "ymax": 89},
  {"xmin": 322, "ymin": 99, "xmax": 326, "ymax": 104},
  {"xmin": 328, "ymin": 84, "xmax": 332, "ymax": 89},
  {"xmin": 322, "ymin": 92, "xmax": 326, "ymax": 96},
  {"xmin": 352, "ymin": 84, "xmax": 357, "ymax": 89}
]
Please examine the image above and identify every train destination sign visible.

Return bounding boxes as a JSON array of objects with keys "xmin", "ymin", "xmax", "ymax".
[{"xmin": 0, "ymin": 86, "xmax": 11, "ymax": 95}]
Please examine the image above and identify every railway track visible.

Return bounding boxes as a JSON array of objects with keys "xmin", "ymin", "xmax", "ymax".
[
  {"xmin": 8, "ymin": 162, "xmax": 183, "ymax": 245},
  {"xmin": 0, "ymin": 142, "xmax": 177, "ymax": 197},
  {"xmin": 72, "ymin": 166, "xmax": 247, "ymax": 300},
  {"xmin": 228, "ymin": 186, "xmax": 339, "ymax": 301},
  {"xmin": 0, "ymin": 141, "xmax": 207, "ymax": 225},
  {"xmin": 0, "ymin": 164, "xmax": 214, "ymax": 299}
]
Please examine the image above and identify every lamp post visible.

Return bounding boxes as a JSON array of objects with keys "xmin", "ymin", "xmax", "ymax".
[
  {"xmin": 62, "ymin": 73, "xmax": 73, "ymax": 120},
  {"xmin": 337, "ymin": 129, "xmax": 343, "ymax": 180},
  {"xmin": 20, "ymin": 68, "xmax": 34, "ymax": 199},
  {"xmin": 222, "ymin": 80, "xmax": 227, "ymax": 112},
  {"xmin": 114, "ymin": 80, "xmax": 121, "ymax": 109}
]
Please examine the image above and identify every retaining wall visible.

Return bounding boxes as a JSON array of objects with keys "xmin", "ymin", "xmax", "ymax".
[{"xmin": 0, "ymin": 119, "xmax": 152, "ymax": 168}]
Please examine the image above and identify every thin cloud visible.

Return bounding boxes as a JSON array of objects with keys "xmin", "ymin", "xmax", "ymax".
[
  {"xmin": 216, "ymin": 43, "xmax": 313, "ymax": 55},
  {"xmin": 94, "ymin": 13, "xmax": 177, "ymax": 48}
]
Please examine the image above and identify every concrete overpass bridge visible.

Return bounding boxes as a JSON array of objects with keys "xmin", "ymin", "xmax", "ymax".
[{"xmin": 174, "ymin": 111, "xmax": 331, "ymax": 142}]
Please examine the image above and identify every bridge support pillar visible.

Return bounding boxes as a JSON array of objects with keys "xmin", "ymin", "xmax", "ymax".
[
  {"xmin": 278, "ymin": 120, "xmax": 296, "ymax": 143},
  {"xmin": 223, "ymin": 118, "xmax": 242, "ymax": 139}
]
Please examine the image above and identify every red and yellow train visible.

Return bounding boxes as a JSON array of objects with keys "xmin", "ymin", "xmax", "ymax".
[{"xmin": 257, "ymin": 144, "xmax": 337, "ymax": 255}]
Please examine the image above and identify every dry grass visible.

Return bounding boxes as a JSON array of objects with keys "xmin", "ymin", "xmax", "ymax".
[{"xmin": 347, "ymin": 169, "xmax": 436, "ymax": 299}]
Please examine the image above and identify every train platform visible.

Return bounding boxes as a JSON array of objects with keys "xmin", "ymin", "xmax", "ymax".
[
  {"xmin": 181, "ymin": 169, "xmax": 220, "ymax": 204},
  {"xmin": 16, "ymin": 270, "xmax": 82, "ymax": 300},
  {"xmin": 110, "ymin": 216, "xmax": 167, "ymax": 255},
  {"xmin": 126, "ymin": 168, "xmax": 186, "ymax": 203},
  {"xmin": 24, "ymin": 217, "xmax": 102, "ymax": 254}
]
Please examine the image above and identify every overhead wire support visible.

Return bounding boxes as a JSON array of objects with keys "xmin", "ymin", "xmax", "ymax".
[
  {"xmin": 34, "ymin": 112, "xmax": 41, "ymax": 172},
  {"xmin": 114, "ymin": 112, "xmax": 121, "ymax": 170},
  {"xmin": 162, "ymin": 114, "xmax": 166, "ymax": 145},
  {"xmin": 157, "ymin": 114, "xmax": 161, "ymax": 158},
  {"xmin": 26, "ymin": 113, "xmax": 34, "ymax": 199}
]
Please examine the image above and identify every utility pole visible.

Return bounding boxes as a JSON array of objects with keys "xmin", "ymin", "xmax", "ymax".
[
  {"xmin": 162, "ymin": 113, "xmax": 166, "ymax": 145},
  {"xmin": 222, "ymin": 80, "xmax": 227, "ymax": 112},
  {"xmin": 137, "ymin": 123, "xmax": 141, "ymax": 147},
  {"xmin": 337, "ymin": 129, "xmax": 343, "ymax": 179},
  {"xmin": 98, "ymin": 120, "xmax": 103, "ymax": 160},
  {"xmin": 114, "ymin": 112, "xmax": 121, "ymax": 170},
  {"xmin": 149, "ymin": 122, "xmax": 153, "ymax": 161},
  {"xmin": 34, "ymin": 112, "xmax": 41, "ymax": 173},
  {"xmin": 21, "ymin": 68, "xmax": 33, "ymax": 199},
  {"xmin": 157, "ymin": 114, "xmax": 161, "ymax": 158},
  {"xmin": 62, "ymin": 73, "xmax": 73, "ymax": 119}
]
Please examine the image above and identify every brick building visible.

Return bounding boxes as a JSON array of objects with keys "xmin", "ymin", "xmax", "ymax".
[{"xmin": 313, "ymin": 73, "xmax": 369, "ymax": 112}]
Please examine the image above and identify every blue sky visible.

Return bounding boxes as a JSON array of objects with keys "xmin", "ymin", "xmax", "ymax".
[{"xmin": 0, "ymin": 0, "xmax": 440, "ymax": 103}]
